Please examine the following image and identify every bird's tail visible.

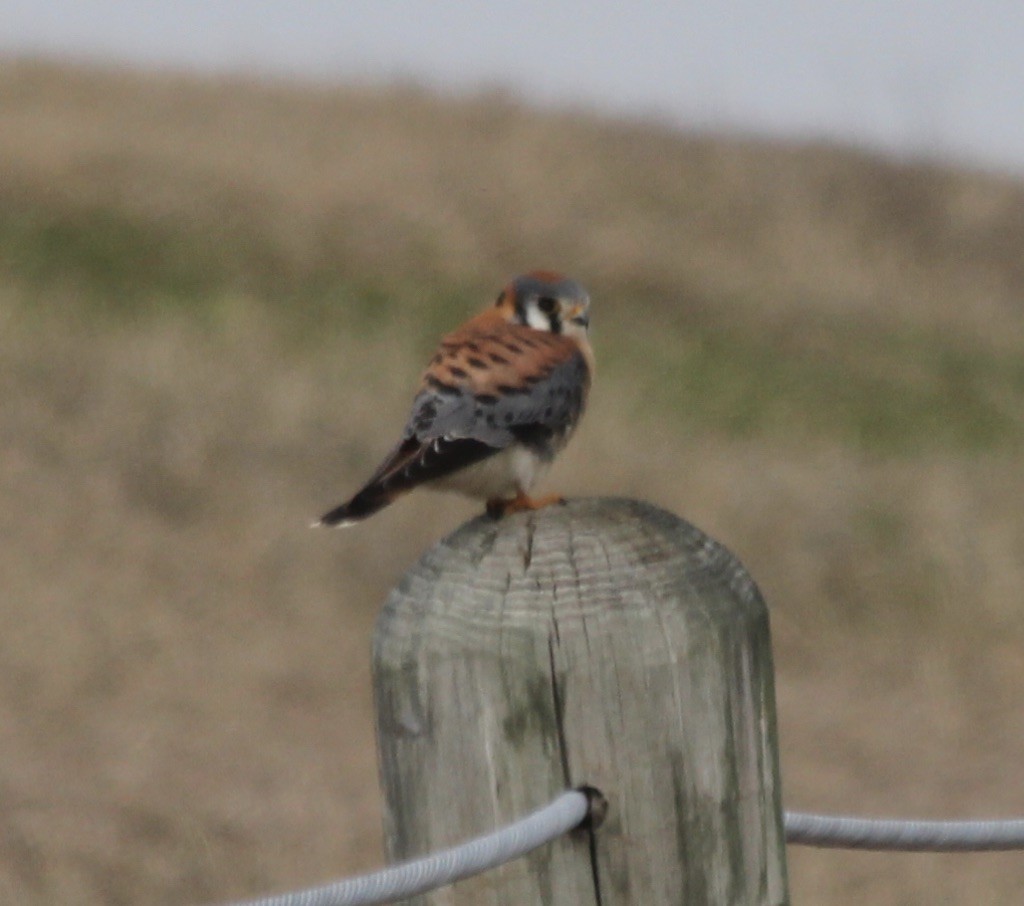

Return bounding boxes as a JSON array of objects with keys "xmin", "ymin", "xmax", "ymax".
[{"xmin": 315, "ymin": 483, "xmax": 400, "ymax": 528}]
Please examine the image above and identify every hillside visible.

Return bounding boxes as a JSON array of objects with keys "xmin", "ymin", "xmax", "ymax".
[{"xmin": 2, "ymin": 57, "xmax": 1024, "ymax": 904}]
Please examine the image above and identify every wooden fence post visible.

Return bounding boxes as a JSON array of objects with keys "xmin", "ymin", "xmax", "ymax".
[{"xmin": 373, "ymin": 497, "xmax": 789, "ymax": 904}]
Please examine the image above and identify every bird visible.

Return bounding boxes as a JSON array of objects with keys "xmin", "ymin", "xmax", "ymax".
[{"xmin": 317, "ymin": 270, "xmax": 594, "ymax": 527}]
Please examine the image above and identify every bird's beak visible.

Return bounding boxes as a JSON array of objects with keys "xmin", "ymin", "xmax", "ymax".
[{"xmin": 569, "ymin": 304, "xmax": 590, "ymax": 328}]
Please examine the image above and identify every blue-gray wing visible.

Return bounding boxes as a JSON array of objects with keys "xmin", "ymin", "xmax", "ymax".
[{"xmin": 408, "ymin": 347, "xmax": 590, "ymax": 454}]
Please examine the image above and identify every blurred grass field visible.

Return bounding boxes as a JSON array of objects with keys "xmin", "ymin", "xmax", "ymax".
[{"xmin": 2, "ymin": 57, "xmax": 1024, "ymax": 904}]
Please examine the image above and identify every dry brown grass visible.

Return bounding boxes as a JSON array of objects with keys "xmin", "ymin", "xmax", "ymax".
[{"xmin": 2, "ymin": 58, "xmax": 1024, "ymax": 904}]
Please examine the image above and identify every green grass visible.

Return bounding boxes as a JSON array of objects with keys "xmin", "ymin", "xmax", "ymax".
[
  {"xmin": 0, "ymin": 203, "xmax": 224, "ymax": 307},
  {"xmin": 604, "ymin": 303, "xmax": 1024, "ymax": 455},
  {"xmin": 5, "ymin": 200, "xmax": 1021, "ymax": 455},
  {"xmin": 0, "ymin": 199, "xmax": 479, "ymax": 338}
]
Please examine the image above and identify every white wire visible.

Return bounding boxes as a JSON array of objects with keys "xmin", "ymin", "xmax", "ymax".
[
  {"xmin": 220, "ymin": 791, "xmax": 1024, "ymax": 906},
  {"xmin": 785, "ymin": 811, "xmax": 1024, "ymax": 851},
  {"xmin": 222, "ymin": 790, "xmax": 590, "ymax": 906}
]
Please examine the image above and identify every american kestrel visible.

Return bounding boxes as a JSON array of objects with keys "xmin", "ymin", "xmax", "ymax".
[{"xmin": 318, "ymin": 271, "xmax": 594, "ymax": 527}]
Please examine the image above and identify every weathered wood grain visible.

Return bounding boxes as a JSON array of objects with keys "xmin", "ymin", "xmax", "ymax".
[{"xmin": 373, "ymin": 497, "xmax": 788, "ymax": 904}]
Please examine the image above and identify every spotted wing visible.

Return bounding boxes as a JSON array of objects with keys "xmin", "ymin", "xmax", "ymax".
[
  {"xmin": 410, "ymin": 314, "xmax": 590, "ymax": 451},
  {"xmin": 412, "ymin": 350, "xmax": 588, "ymax": 454}
]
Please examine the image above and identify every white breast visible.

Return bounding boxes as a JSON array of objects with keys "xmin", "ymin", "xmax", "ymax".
[{"xmin": 429, "ymin": 445, "xmax": 548, "ymax": 501}]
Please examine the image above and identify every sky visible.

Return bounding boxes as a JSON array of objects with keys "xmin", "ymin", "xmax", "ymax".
[{"xmin": 3, "ymin": 1, "xmax": 1024, "ymax": 175}]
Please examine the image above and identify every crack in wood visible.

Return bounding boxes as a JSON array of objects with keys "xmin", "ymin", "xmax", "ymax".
[{"xmin": 523, "ymin": 516, "xmax": 536, "ymax": 570}]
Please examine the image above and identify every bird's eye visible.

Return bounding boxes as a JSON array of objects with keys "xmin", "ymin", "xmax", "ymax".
[{"xmin": 537, "ymin": 296, "xmax": 558, "ymax": 314}]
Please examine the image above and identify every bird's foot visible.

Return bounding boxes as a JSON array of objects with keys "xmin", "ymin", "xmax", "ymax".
[{"xmin": 486, "ymin": 493, "xmax": 566, "ymax": 519}]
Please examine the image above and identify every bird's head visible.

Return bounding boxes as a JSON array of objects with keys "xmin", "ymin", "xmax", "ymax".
[{"xmin": 495, "ymin": 270, "xmax": 591, "ymax": 340}]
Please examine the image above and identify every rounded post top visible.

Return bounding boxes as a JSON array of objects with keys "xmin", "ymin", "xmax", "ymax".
[{"xmin": 380, "ymin": 497, "xmax": 766, "ymax": 638}]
